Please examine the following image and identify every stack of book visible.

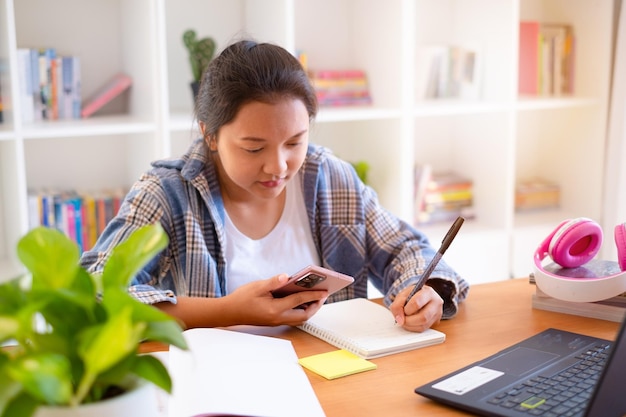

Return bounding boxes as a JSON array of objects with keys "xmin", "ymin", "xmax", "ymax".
[
  {"xmin": 530, "ymin": 263, "xmax": 626, "ymax": 323},
  {"xmin": 309, "ymin": 69, "xmax": 372, "ymax": 107},
  {"xmin": 16, "ymin": 47, "xmax": 81, "ymax": 122},
  {"xmin": 414, "ymin": 166, "xmax": 475, "ymax": 225},
  {"xmin": 27, "ymin": 188, "xmax": 127, "ymax": 253},
  {"xmin": 518, "ymin": 21, "xmax": 575, "ymax": 96},
  {"xmin": 515, "ymin": 178, "xmax": 560, "ymax": 211},
  {"xmin": 415, "ymin": 44, "xmax": 482, "ymax": 101}
]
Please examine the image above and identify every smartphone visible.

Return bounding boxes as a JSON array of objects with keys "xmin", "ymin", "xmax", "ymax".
[{"xmin": 271, "ymin": 265, "xmax": 355, "ymax": 298}]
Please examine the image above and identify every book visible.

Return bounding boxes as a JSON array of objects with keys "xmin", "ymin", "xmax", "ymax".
[
  {"xmin": 415, "ymin": 44, "xmax": 482, "ymax": 101},
  {"xmin": 298, "ymin": 298, "xmax": 446, "ymax": 359},
  {"xmin": 413, "ymin": 163, "xmax": 432, "ymax": 216},
  {"xmin": 298, "ymin": 349, "xmax": 377, "ymax": 380},
  {"xmin": 532, "ymin": 285, "xmax": 626, "ymax": 323},
  {"xmin": 530, "ymin": 262, "xmax": 626, "ymax": 322},
  {"xmin": 17, "ymin": 48, "xmax": 35, "ymax": 123},
  {"xmin": 415, "ymin": 170, "xmax": 474, "ymax": 225},
  {"xmin": 71, "ymin": 56, "xmax": 81, "ymax": 119},
  {"xmin": 309, "ymin": 68, "xmax": 372, "ymax": 107},
  {"xmin": 515, "ymin": 177, "xmax": 560, "ymax": 211},
  {"xmin": 61, "ymin": 56, "xmax": 74, "ymax": 119},
  {"xmin": 518, "ymin": 21, "xmax": 540, "ymax": 95},
  {"xmin": 518, "ymin": 21, "xmax": 575, "ymax": 96},
  {"xmin": 54, "ymin": 57, "xmax": 63, "ymax": 119},
  {"xmin": 168, "ymin": 328, "xmax": 325, "ymax": 417},
  {"xmin": 50, "ymin": 55, "xmax": 59, "ymax": 119},
  {"xmin": 81, "ymin": 73, "xmax": 132, "ymax": 118}
]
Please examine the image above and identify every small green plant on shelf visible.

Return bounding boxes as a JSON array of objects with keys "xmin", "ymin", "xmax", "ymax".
[
  {"xmin": 182, "ymin": 29, "xmax": 216, "ymax": 99},
  {"xmin": 0, "ymin": 223, "xmax": 188, "ymax": 417},
  {"xmin": 351, "ymin": 160, "xmax": 370, "ymax": 184}
]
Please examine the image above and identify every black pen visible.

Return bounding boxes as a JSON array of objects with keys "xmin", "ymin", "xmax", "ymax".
[{"xmin": 404, "ymin": 216, "xmax": 465, "ymax": 307}]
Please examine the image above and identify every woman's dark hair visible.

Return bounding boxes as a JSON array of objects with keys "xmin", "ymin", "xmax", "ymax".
[{"xmin": 195, "ymin": 40, "xmax": 318, "ymax": 138}]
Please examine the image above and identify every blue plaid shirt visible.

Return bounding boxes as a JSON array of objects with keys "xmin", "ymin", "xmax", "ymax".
[{"xmin": 80, "ymin": 139, "xmax": 469, "ymax": 318}]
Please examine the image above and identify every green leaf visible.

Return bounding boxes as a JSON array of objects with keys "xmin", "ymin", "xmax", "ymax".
[
  {"xmin": 131, "ymin": 354, "xmax": 172, "ymax": 393},
  {"xmin": 0, "ymin": 316, "xmax": 19, "ymax": 342},
  {"xmin": 6, "ymin": 353, "xmax": 73, "ymax": 405},
  {"xmin": 92, "ymin": 354, "xmax": 136, "ymax": 389},
  {"xmin": 102, "ymin": 289, "xmax": 187, "ymax": 349},
  {"xmin": 101, "ymin": 224, "xmax": 168, "ymax": 290},
  {"xmin": 0, "ymin": 278, "xmax": 28, "ymax": 315},
  {"xmin": 16, "ymin": 227, "xmax": 80, "ymax": 291},
  {"xmin": 0, "ymin": 358, "xmax": 27, "ymax": 417},
  {"xmin": 35, "ymin": 289, "xmax": 97, "ymax": 336},
  {"xmin": 143, "ymin": 320, "xmax": 188, "ymax": 350},
  {"xmin": 77, "ymin": 307, "xmax": 143, "ymax": 378},
  {"xmin": 0, "ymin": 390, "xmax": 39, "ymax": 417}
]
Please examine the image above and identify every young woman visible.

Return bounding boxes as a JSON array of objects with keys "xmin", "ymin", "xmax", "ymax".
[{"xmin": 80, "ymin": 40, "xmax": 469, "ymax": 332}]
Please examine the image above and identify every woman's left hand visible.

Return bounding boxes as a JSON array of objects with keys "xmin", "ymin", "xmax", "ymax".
[{"xmin": 389, "ymin": 285, "xmax": 443, "ymax": 332}]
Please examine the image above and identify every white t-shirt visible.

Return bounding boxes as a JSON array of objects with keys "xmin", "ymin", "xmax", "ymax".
[{"xmin": 225, "ymin": 174, "xmax": 320, "ymax": 294}]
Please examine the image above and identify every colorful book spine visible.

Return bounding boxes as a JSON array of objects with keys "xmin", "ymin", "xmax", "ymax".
[
  {"xmin": 17, "ymin": 49, "xmax": 35, "ymax": 123},
  {"xmin": 61, "ymin": 56, "xmax": 74, "ymax": 120},
  {"xmin": 30, "ymin": 49, "xmax": 42, "ymax": 121},
  {"xmin": 518, "ymin": 21, "xmax": 540, "ymax": 95},
  {"xmin": 309, "ymin": 68, "xmax": 372, "ymax": 107},
  {"xmin": 18, "ymin": 48, "xmax": 81, "ymax": 122},
  {"xmin": 54, "ymin": 57, "xmax": 63, "ymax": 119},
  {"xmin": 72, "ymin": 56, "xmax": 81, "ymax": 119},
  {"xmin": 415, "ymin": 170, "xmax": 475, "ymax": 225},
  {"xmin": 50, "ymin": 55, "xmax": 59, "ymax": 119},
  {"xmin": 518, "ymin": 21, "xmax": 575, "ymax": 96},
  {"xmin": 26, "ymin": 188, "xmax": 127, "ymax": 253}
]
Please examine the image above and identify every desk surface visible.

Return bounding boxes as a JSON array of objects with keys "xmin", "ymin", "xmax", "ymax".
[{"xmin": 143, "ymin": 278, "xmax": 620, "ymax": 417}]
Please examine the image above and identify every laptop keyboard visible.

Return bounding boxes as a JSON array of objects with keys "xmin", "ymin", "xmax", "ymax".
[{"xmin": 486, "ymin": 342, "xmax": 612, "ymax": 416}]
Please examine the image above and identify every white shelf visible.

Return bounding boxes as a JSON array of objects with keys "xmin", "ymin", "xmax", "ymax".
[
  {"xmin": 21, "ymin": 116, "xmax": 156, "ymax": 139},
  {"xmin": 516, "ymin": 96, "xmax": 599, "ymax": 111},
  {"xmin": 412, "ymin": 101, "xmax": 510, "ymax": 117},
  {"xmin": 0, "ymin": 0, "xmax": 617, "ymax": 285},
  {"xmin": 316, "ymin": 107, "xmax": 403, "ymax": 123}
]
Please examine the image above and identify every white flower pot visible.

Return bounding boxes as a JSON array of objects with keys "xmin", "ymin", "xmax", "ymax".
[{"xmin": 33, "ymin": 378, "xmax": 160, "ymax": 417}]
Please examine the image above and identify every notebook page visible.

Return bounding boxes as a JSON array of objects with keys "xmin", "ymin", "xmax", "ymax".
[
  {"xmin": 299, "ymin": 298, "xmax": 445, "ymax": 358},
  {"xmin": 168, "ymin": 328, "xmax": 325, "ymax": 417}
]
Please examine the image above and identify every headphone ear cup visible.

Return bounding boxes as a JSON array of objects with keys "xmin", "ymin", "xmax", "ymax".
[
  {"xmin": 549, "ymin": 218, "xmax": 603, "ymax": 268},
  {"xmin": 614, "ymin": 223, "xmax": 626, "ymax": 271}
]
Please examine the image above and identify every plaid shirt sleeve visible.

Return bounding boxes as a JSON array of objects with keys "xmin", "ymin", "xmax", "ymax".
[
  {"xmin": 80, "ymin": 138, "xmax": 227, "ymax": 305},
  {"xmin": 303, "ymin": 145, "xmax": 469, "ymax": 319}
]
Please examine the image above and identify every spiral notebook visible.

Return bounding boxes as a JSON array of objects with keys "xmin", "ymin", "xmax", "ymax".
[{"xmin": 298, "ymin": 298, "xmax": 445, "ymax": 359}]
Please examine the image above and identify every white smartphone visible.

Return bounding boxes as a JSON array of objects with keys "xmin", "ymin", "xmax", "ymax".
[{"xmin": 271, "ymin": 265, "xmax": 354, "ymax": 298}]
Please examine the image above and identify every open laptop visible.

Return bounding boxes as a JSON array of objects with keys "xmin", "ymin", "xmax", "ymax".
[{"xmin": 415, "ymin": 316, "xmax": 626, "ymax": 417}]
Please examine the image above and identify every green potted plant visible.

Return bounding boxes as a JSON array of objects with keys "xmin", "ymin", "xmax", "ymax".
[
  {"xmin": 182, "ymin": 29, "xmax": 216, "ymax": 101},
  {"xmin": 0, "ymin": 224, "xmax": 188, "ymax": 417}
]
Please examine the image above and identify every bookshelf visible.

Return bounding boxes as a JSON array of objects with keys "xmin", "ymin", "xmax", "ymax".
[{"xmin": 0, "ymin": 0, "xmax": 617, "ymax": 286}]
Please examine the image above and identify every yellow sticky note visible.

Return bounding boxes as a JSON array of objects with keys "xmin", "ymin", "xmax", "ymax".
[{"xmin": 298, "ymin": 349, "xmax": 377, "ymax": 380}]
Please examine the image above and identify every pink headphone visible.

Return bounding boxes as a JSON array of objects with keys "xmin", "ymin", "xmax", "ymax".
[{"xmin": 533, "ymin": 217, "xmax": 626, "ymax": 302}]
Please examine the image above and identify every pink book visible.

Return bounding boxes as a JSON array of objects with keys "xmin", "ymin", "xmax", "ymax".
[
  {"xmin": 518, "ymin": 21, "xmax": 540, "ymax": 95},
  {"xmin": 65, "ymin": 201, "xmax": 77, "ymax": 244},
  {"xmin": 81, "ymin": 73, "xmax": 132, "ymax": 118}
]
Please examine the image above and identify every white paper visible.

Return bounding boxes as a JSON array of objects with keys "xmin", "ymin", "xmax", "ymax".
[{"xmin": 168, "ymin": 328, "xmax": 325, "ymax": 417}]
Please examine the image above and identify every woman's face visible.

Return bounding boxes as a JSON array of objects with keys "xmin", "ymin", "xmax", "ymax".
[{"xmin": 207, "ymin": 97, "xmax": 310, "ymax": 202}]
